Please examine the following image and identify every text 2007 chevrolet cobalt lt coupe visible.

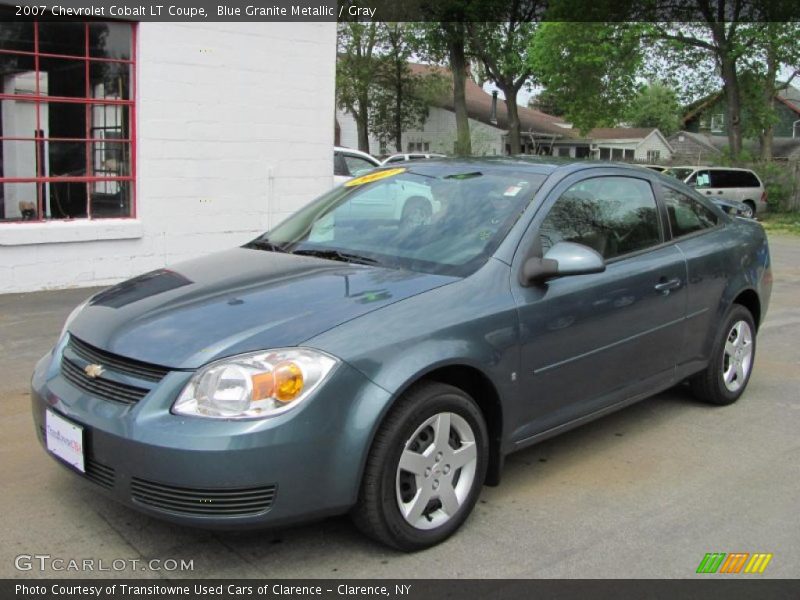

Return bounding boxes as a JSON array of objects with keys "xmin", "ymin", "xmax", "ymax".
[{"xmin": 33, "ymin": 160, "xmax": 772, "ymax": 550}]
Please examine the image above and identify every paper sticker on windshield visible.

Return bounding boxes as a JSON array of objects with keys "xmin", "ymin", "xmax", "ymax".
[
  {"xmin": 504, "ymin": 185, "xmax": 523, "ymax": 197},
  {"xmin": 345, "ymin": 167, "xmax": 406, "ymax": 187}
]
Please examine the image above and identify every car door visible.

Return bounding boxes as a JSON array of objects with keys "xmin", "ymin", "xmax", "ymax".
[
  {"xmin": 658, "ymin": 183, "xmax": 729, "ymax": 371},
  {"xmin": 510, "ymin": 172, "xmax": 688, "ymax": 441}
]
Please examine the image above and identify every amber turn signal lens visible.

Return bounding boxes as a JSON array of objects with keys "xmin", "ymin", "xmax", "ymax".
[
  {"xmin": 251, "ymin": 372, "xmax": 274, "ymax": 401},
  {"xmin": 274, "ymin": 362, "xmax": 304, "ymax": 403}
]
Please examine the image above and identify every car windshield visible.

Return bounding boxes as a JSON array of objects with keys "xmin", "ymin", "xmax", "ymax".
[
  {"xmin": 663, "ymin": 168, "xmax": 695, "ymax": 181},
  {"xmin": 246, "ymin": 166, "xmax": 546, "ymax": 276}
]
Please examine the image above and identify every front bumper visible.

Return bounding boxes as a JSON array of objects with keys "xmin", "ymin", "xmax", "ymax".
[{"xmin": 31, "ymin": 340, "xmax": 391, "ymax": 529}]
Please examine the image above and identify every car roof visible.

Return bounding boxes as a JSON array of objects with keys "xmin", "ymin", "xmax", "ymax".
[
  {"xmin": 374, "ymin": 157, "xmax": 663, "ymax": 178},
  {"xmin": 669, "ymin": 165, "xmax": 757, "ymax": 173},
  {"xmin": 334, "ymin": 146, "xmax": 380, "ymax": 163}
]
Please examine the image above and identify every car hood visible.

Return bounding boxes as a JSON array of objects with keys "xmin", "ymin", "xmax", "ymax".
[{"xmin": 68, "ymin": 248, "xmax": 456, "ymax": 369}]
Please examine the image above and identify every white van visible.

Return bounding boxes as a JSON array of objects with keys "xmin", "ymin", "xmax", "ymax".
[{"xmin": 664, "ymin": 166, "xmax": 767, "ymax": 215}]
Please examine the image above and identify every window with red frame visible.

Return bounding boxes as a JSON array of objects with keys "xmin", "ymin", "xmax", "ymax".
[{"xmin": 0, "ymin": 21, "xmax": 135, "ymax": 222}]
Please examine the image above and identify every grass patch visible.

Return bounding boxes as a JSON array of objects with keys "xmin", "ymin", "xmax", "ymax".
[{"xmin": 759, "ymin": 212, "xmax": 800, "ymax": 236}]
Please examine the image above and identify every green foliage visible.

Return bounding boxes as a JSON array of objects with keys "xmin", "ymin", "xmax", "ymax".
[
  {"xmin": 737, "ymin": 22, "xmax": 800, "ymax": 150},
  {"xmin": 528, "ymin": 89, "xmax": 566, "ymax": 117},
  {"xmin": 336, "ymin": 23, "xmax": 383, "ymax": 152},
  {"xmin": 752, "ymin": 162, "xmax": 795, "ymax": 212},
  {"xmin": 467, "ymin": 12, "xmax": 538, "ymax": 154},
  {"xmin": 368, "ymin": 24, "xmax": 438, "ymax": 153},
  {"xmin": 624, "ymin": 83, "xmax": 681, "ymax": 135},
  {"xmin": 759, "ymin": 212, "xmax": 800, "ymax": 235},
  {"xmin": 467, "ymin": 20, "xmax": 536, "ymax": 92},
  {"xmin": 638, "ymin": 24, "xmax": 720, "ymax": 106},
  {"xmin": 527, "ymin": 22, "xmax": 645, "ymax": 134}
]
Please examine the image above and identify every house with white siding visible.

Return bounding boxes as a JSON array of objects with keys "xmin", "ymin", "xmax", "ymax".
[{"xmin": 585, "ymin": 128, "xmax": 674, "ymax": 162}]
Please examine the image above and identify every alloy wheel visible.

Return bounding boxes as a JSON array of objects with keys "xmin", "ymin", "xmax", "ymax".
[
  {"xmin": 722, "ymin": 319, "xmax": 754, "ymax": 392},
  {"xmin": 395, "ymin": 412, "xmax": 478, "ymax": 530}
]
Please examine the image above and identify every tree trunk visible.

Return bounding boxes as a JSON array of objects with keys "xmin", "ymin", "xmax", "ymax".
[
  {"xmin": 760, "ymin": 43, "xmax": 779, "ymax": 161},
  {"xmin": 716, "ymin": 45, "xmax": 743, "ymax": 159},
  {"xmin": 500, "ymin": 82, "xmax": 521, "ymax": 155},
  {"xmin": 447, "ymin": 24, "xmax": 472, "ymax": 156},
  {"xmin": 394, "ymin": 60, "xmax": 403, "ymax": 152},
  {"xmin": 760, "ymin": 116, "xmax": 774, "ymax": 161},
  {"xmin": 356, "ymin": 102, "xmax": 370, "ymax": 154}
]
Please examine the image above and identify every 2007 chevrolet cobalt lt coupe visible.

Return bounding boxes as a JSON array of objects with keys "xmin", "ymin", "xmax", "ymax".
[{"xmin": 33, "ymin": 160, "xmax": 771, "ymax": 550}]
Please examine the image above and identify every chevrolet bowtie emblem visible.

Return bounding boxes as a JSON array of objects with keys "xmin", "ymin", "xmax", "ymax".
[{"xmin": 84, "ymin": 364, "xmax": 105, "ymax": 378}]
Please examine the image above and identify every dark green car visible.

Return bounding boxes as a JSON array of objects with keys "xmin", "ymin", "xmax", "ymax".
[{"xmin": 32, "ymin": 159, "xmax": 772, "ymax": 550}]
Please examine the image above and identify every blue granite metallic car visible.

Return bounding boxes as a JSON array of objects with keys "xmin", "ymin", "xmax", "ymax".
[{"xmin": 32, "ymin": 160, "xmax": 772, "ymax": 550}]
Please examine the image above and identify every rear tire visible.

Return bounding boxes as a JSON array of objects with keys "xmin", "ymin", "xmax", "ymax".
[
  {"xmin": 352, "ymin": 382, "xmax": 488, "ymax": 551},
  {"xmin": 690, "ymin": 304, "xmax": 756, "ymax": 406}
]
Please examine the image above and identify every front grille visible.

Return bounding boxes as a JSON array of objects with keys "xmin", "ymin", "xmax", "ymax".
[
  {"xmin": 85, "ymin": 457, "xmax": 115, "ymax": 489},
  {"xmin": 68, "ymin": 336, "xmax": 170, "ymax": 383},
  {"xmin": 61, "ymin": 357, "xmax": 149, "ymax": 405},
  {"xmin": 131, "ymin": 478, "xmax": 277, "ymax": 517}
]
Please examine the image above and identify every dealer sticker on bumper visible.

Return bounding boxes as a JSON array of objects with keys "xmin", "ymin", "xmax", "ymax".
[{"xmin": 45, "ymin": 410, "xmax": 85, "ymax": 473}]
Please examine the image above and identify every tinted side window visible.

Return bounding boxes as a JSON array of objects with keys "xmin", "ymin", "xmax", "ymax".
[
  {"xmin": 662, "ymin": 187, "xmax": 718, "ymax": 237},
  {"xmin": 333, "ymin": 152, "xmax": 348, "ymax": 176},
  {"xmin": 732, "ymin": 170, "xmax": 760, "ymax": 187},
  {"xmin": 709, "ymin": 170, "xmax": 736, "ymax": 188},
  {"xmin": 539, "ymin": 177, "xmax": 661, "ymax": 260}
]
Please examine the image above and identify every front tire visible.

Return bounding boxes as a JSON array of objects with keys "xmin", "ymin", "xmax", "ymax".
[
  {"xmin": 690, "ymin": 304, "xmax": 756, "ymax": 405},
  {"xmin": 352, "ymin": 382, "xmax": 488, "ymax": 551}
]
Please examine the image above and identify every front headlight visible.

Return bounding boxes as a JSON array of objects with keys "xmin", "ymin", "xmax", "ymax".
[{"xmin": 172, "ymin": 348, "xmax": 338, "ymax": 420}]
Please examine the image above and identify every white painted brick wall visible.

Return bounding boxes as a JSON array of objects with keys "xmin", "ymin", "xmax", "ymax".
[{"xmin": 0, "ymin": 22, "xmax": 336, "ymax": 293}]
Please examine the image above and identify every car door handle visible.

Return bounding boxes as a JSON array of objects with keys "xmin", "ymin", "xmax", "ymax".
[{"xmin": 655, "ymin": 278, "xmax": 682, "ymax": 294}]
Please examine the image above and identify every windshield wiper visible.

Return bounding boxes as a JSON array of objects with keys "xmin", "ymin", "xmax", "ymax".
[
  {"xmin": 246, "ymin": 239, "xmax": 288, "ymax": 252},
  {"xmin": 291, "ymin": 248, "xmax": 381, "ymax": 266}
]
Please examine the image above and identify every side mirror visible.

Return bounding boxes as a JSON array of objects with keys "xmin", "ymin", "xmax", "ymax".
[{"xmin": 520, "ymin": 241, "xmax": 606, "ymax": 286}]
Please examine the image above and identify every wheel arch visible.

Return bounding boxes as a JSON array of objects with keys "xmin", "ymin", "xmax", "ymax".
[
  {"xmin": 732, "ymin": 287, "xmax": 761, "ymax": 330},
  {"xmin": 360, "ymin": 361, "xmax": 506, "ymax": 491}
]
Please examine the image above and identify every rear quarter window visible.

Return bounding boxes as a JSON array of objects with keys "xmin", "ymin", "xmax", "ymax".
[{"xmin": 662, "ymin": 187, "xmax": 718, "ymax": 237}]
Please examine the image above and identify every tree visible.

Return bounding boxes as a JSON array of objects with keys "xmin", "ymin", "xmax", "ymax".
[
  {"xmin": 416, "ymin": 2, "xmax": 478, "ymax": 157},
  {"xmin": 641, "ymin": 0, "xmax": 766, "ymax": 159},
  {"xmin": 528, "ymin": 89, "xmax": 567, "ymax": 117},
  {"xmin": 528, "ymin": 22, "xmax": 643, "ymax": 134},
  {"xmin": 738, "ymin": 21, "xmax": 800, "ymax": 158},
  {"xmin": 336, "ymin": 23, "xmax": 383, "ymax": 153},
  {"xmin": 624, "ymin": 83, "xmax": 681, "ymax": 135},
  {"xmin": 368, "ymin": 24, "xmax": 439, "ymax": 153},
  {"xmin": 467, "ymin": 3, "xmax": 540, "ymax": 154},
  {"xmin": 439, "ymin": 21, "xmax": 472, "ymax": 156}
]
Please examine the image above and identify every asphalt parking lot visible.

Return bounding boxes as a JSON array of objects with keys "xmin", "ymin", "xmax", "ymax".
[{"xmin": 1, "ymin": 233, "xmax": 798, "ymax": 579}]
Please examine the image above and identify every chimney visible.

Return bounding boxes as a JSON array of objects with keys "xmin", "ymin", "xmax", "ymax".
[{"xmin": 490, "ymin": 90, "xmax": 498, "ymax": 125}]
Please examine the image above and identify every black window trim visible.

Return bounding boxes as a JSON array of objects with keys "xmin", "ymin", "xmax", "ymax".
[
  {"xmin": 533, "ymin": 173, "xmax": 669, "ymax": 266},
  {"xmin": 656, "ymin": 181, "xmax": 727, "ymax": 243}
]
